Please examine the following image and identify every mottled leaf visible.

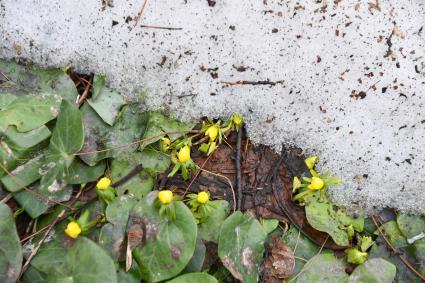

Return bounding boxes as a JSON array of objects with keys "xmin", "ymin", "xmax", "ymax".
[
  {"xmin": 0, "ymin": 203, "xmax": 23, "ymax": 283},
  {"xmin": 167, "ymin": 273, "xmax": 218, "ymax": 283},
  {"xmin": 348, "ymin": 258, "xmax": 396, "ymax": 283},
  {"xmin": 218, "ymin": 211, "xmax": 267, "ymax": 283},
  {"xmin": 296, "ymin": 253, "xmax": 348, "ymax": 283}
]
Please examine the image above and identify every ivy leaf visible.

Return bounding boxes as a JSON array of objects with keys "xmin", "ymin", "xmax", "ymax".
[
  {"xmin": 79, "ymin": 103, "xmax": 144, "ymax": 166},
  {"xmin": 1, "ymin": 152, "xmax": 45, "ymax": 192},
  {"xmin": 167, "ymin": 273, "xmax": 219, "ymax": 283},
  {"xmin": 218, "ymin": 211, "xmax": 267, "ymax": 283},
  {"xmin": 87, "ymin": 75, "xmax": 126, "ymax": 126},
  {"xmin": 65, "ymin": 158, "xmax": 106, "ymax": 184},
  {"xmin": 182, "ymin": 238, "xmax": 206, "ymax": 273},
  {"xmin": 31, "ymin": 237, "xmax": 117, "ymax": 283},
  {"xmin": 40, "ymin": 99, "xmax": 84, "ymax": 189},
  {"xmin": 0, "ymin": 59, "xmax": 78, "ymax": 102},
  {"xmin": 373, "ymin": 220, "xmax": 408, "ymax": 249},
  {"xmin": 397, "ymin": 214, "xmax": 425, "ymax": 240},
  {"xmin": 261, "ymin": 218, "xmax": 279, "ymax": 234},
  {"xmin": 0, "ymin": 203, "xmax": 23, "ymax": 283},
  {"xmin": 198, "ymin": 200, "xmax": 229, "ymax": 243},
  {"xmin": 297, "ymin": 253, "xmax": 348, "ymax": 283},
  {"xmin": 348, "ymin": 258, "xmax": 396, "ymax": 283},
  {"xmin": 139, "ymin": 112, "xmax": 194, "ymax": 151},
  {"xmin": 3, "ymin": 125, "xmax": 51, "ymax": 149},
  {"xmin": 131, "ymin": 192, "xmax": 197, "ymax": 282}
]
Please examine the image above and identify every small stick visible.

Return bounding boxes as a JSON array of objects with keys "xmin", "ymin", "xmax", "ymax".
[
  {"xmin": 221, "ymin": 80, "xmax": 284, "ymax": 87},
  {"xmin": 0, "ymin": 193, "xmax": 12, "ymax": 203},
  {"xmin": 77, "ymin": 77, "xmax": 93, "ymax": 105},
  {"xmin": 133, "ymin": 0, "xmax": 149, "ymax": 28},
  {"xmin": 235, "ymin": 129, "xmax": 243, "ymax": 210},
  {"xmin": 372, "ymin": 215, "xmax": 425, "ymax": 281},
  {"xmin": 140, "ymin": 25, "xmax": 183, "ymax": 31}
]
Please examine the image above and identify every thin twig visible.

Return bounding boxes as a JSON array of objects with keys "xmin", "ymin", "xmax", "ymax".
[
  {"xmin": 133, "ymin": 0, "xmax": 149, "ymax": 28},
  {"xmin": 372, "ymin": 215, "xmax": 425, "ymax": 281},
  {"xmin": 183, "ymin": 153, "xmax": 215, "ymax": 196},
  {"xmin": 75, "ymin": 130, "xmax": 199, "ymax": 156},
  {"xmin": 235, "ymin": 129, "xmax": 243, "ymax": 210},
  {"xmin": 199, "ymin": 168, "xmax": 236, "ymax": 212},
  {"xmin": 77, "ymin": 77, "xmax": 93, "ymax": 105},
  {"xmin": 140, "ymin": 25, "xmax": 183, "ymax": 31},
  {"xmin": 221, "ymin": 80, "xmax": 284, "ymax": 87},
  {"xmin": 0, "ymin": 71, "xmax": 11, "ymax": 81},
  {"xmin": 19, "ymin": 187, "xmax": 85, "ymax": 278},
  {"xmin": 0, "ymin": 193, "xmax": 12, "ymax": 203}
]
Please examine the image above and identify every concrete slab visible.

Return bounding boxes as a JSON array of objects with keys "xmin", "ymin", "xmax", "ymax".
[{"xmin": 1, "ymin": 0, "xmax": 425, "ymax": 214}]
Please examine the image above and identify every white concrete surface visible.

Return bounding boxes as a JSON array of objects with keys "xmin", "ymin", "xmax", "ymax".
[{"xmin": 1, "ymin": 0, "xmax": 425, "ymax": 214}]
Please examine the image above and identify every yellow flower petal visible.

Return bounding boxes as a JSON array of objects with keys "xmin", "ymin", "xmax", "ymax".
[
  {"xmin": 197, "ymin": 191, "xmax": 209, "ymax": 204},
  {"xmin": 158, "ymin": 190, "xmax": 173, "ymax": 204},
  {"xmin": 177, "ymin": 145, "xmax": 191, "ymax": 163},
  {"xmin": 96, "ymin": 177, "xmax": 111, "ymax": 190},
  {"xmin": 293, "ymin": 176, "xmax": 301, "ymax": 190},
  {"xmin": 304, "ymin": 156, "xmax": 319, "ymax": 169},
  {"xmin": 205, "ymin": 125, "xmax": 219, "ymax": 142},
  {"xmin": 65, "ymin": 221, "xmax": 81, "ymax": 239},
  {"xmin": 307, "ymin": 176, "xmax": 325, "ymax": 190}
]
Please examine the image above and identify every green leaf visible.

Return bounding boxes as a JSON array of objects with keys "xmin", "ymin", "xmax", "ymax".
[
  {"xmin": 22, "ymin": 266, "xmax": 47, "ymax": 283},
  {"xmin": 131, "ymin": 192, "xmax": 197, "ymax": 282},
  {"xmin": 65, "ymin": 158, "xmax": 106, "ymax": 184},
  {"xmin": 296, "ymin": 253, "xmax": 348, "ymax": 283},
  {"xmin": 218, "ymin": 211, "xmax": 267, "ymax": 283},
  {"xmin": 348, "ymin": 258, "xmax": 396, "ymax": 283},
  {"xmin": 79, "ymin": 103, "xmax": 144, "ymax": 166},
  {"xmin": 198, "ymin": 200, "xmax": 229, "ymax": 243},
  {"xmin": 0, "ymin": 95, "xmax": 61, "ymax": 132},
  {"xmin": 182, "ymin": 238, "xmax": 206, "ymax": 273},
  {"xmin": 397, "ymin": 214, "xmax": 425, "ymax": 240},
  {"xmin": 1, "ymin": 152, "xmax": 45, "ymax": 192},
  {"xmin": 0, "ymin": 94, "xmax": 17, "ymax": 110},
  {"xmin": 0, "ymin": 203, "xmax": 23, "ymax": 283},
  {"xmin": 116, "ymin": 170, "xmax": 154, "ymax": 200},
  {"xmin": 139, "ymin": 148, "xmax": 171, "ymax": 174},
  {"xmin": 0, "ymin": 59, "xmax": 78, "ymax": 102},
  {"xmin": 261, "ymin": 218, "xmax": 279, "ymax": 234},
  {"xmin": 87, "ymin": 78, "xmax": 126, "ymax": 126},
  {"xmin": 283, "ymin": 225, "xmax": 332, "ymax": 280},
  {"xmin": 139, "ymin": 112, "xmax": 194, "ymax": 150},
  {"xmin": 4, "ymin": 125, "xmax": 51, "ymax": 149},
  {"xmin": 31, "ymin": 237, "xmax": 117, "ymax": 283},
  {"xmin": 99, "ymin": 195, "xmax": 137, "ymax": 260},
  {"xmin": 13, "ymin": 183, "xmax": 72, "ymax": 218},
  {"xmin": 304, "ymin": 192, "xmax": 363, "ymax": 246},
  {"xmin": 40, "ymin": 99, "xmax": 84, "ymax": 189},
  {"xmin": 374, "ymin": 220, "xmax": 408, "ymax": 249},
  {"xmin": 167, "ymin": 273, "xmax": 218, "ymax": 283}
]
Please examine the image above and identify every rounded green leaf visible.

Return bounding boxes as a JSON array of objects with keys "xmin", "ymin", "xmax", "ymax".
[
  {"xmin": 297, "ymin": 253, "xmax": 348, "ymax": 283},
  {"xmin": 218, "ymin": 211, "xmax": 267, "ymax": 283},
  {"xmin": 0, "ymin": 203, "xmax": 22, "ymax": 283},
  {"xmin": 198, "ymin": 200, "xmax": 229, "ymax": 243},
  {"xmin": 349, "ymin": 258, "xmax": 396, "ymax": 283},
  {"xmin": 167, "ymin": 273, "xmax": 218, "ymax": 283},
  {"xmin": 132, "ymin": 192, "xmax": 197, "ymax": 282}
]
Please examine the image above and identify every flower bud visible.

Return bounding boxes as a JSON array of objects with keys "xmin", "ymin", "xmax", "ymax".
[
  {"xmin": 177, "ymin": 145, "xmax": 191, "ymax": 163},
  {"xmin": 197, "ymin": 191, "xmax": 209, "ymax": 204},
  {"xmin": 307, "ymin": 176, "xmax": 325, "ymax": 190},
  {"xmin": 205, "ymin": 125, "xmax": 219, "ymax": 142},
  {"xmin": 65, "ymin": 221, "xmax": 82, "ymax": 239},
  {"xmin": 96, "ymin": 177, "xmax": 111, "ymax": 190},
  {"xmin": 158, "ymin": 190, "xmax": 173, "ymax": 204}
]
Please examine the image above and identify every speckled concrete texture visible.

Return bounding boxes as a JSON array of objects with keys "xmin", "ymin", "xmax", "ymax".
[{"xmin": 1, "ymin": 0, "xmax": 425, "ymax": 214}]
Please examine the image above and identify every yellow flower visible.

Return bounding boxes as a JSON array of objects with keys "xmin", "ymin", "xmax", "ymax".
[
  {"xmin": 293, "ymin": 176, "xmax": 301, "ymax": 190},
  {"xmin": 304, "ymin": 156, "xmax": 319, "ymax": 169},
  {"xmin": 96, "ymin": 177, "xmax": 111, "ymax": 190},
  {"xmin": 160, "ymin": 137, "xmax": 171, "ymax": 152},
  {"xmin": 197, "ymin": 191, "xmax": 209, "ymax": 204},
  {"xmin": 307, "ymin": 176, "xmax": 325, "ymax": 190},
  {"xmin": 65, "ymin": 221, "xmax": 81, "ymax": 239},
  {"xmin": 158, "ymin": 190, "xmax": 173, "ymax": 204},
  {"xmin": 178, "ymin": 145, "xmax": 191, "ymax": 163},
  {"xmin": 232, "ymin": 113, "xmax": 243, "ymax": 125},
  {"xmin": 205, "ymin": 125, "xmax": 219, "ymax": 141}
]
